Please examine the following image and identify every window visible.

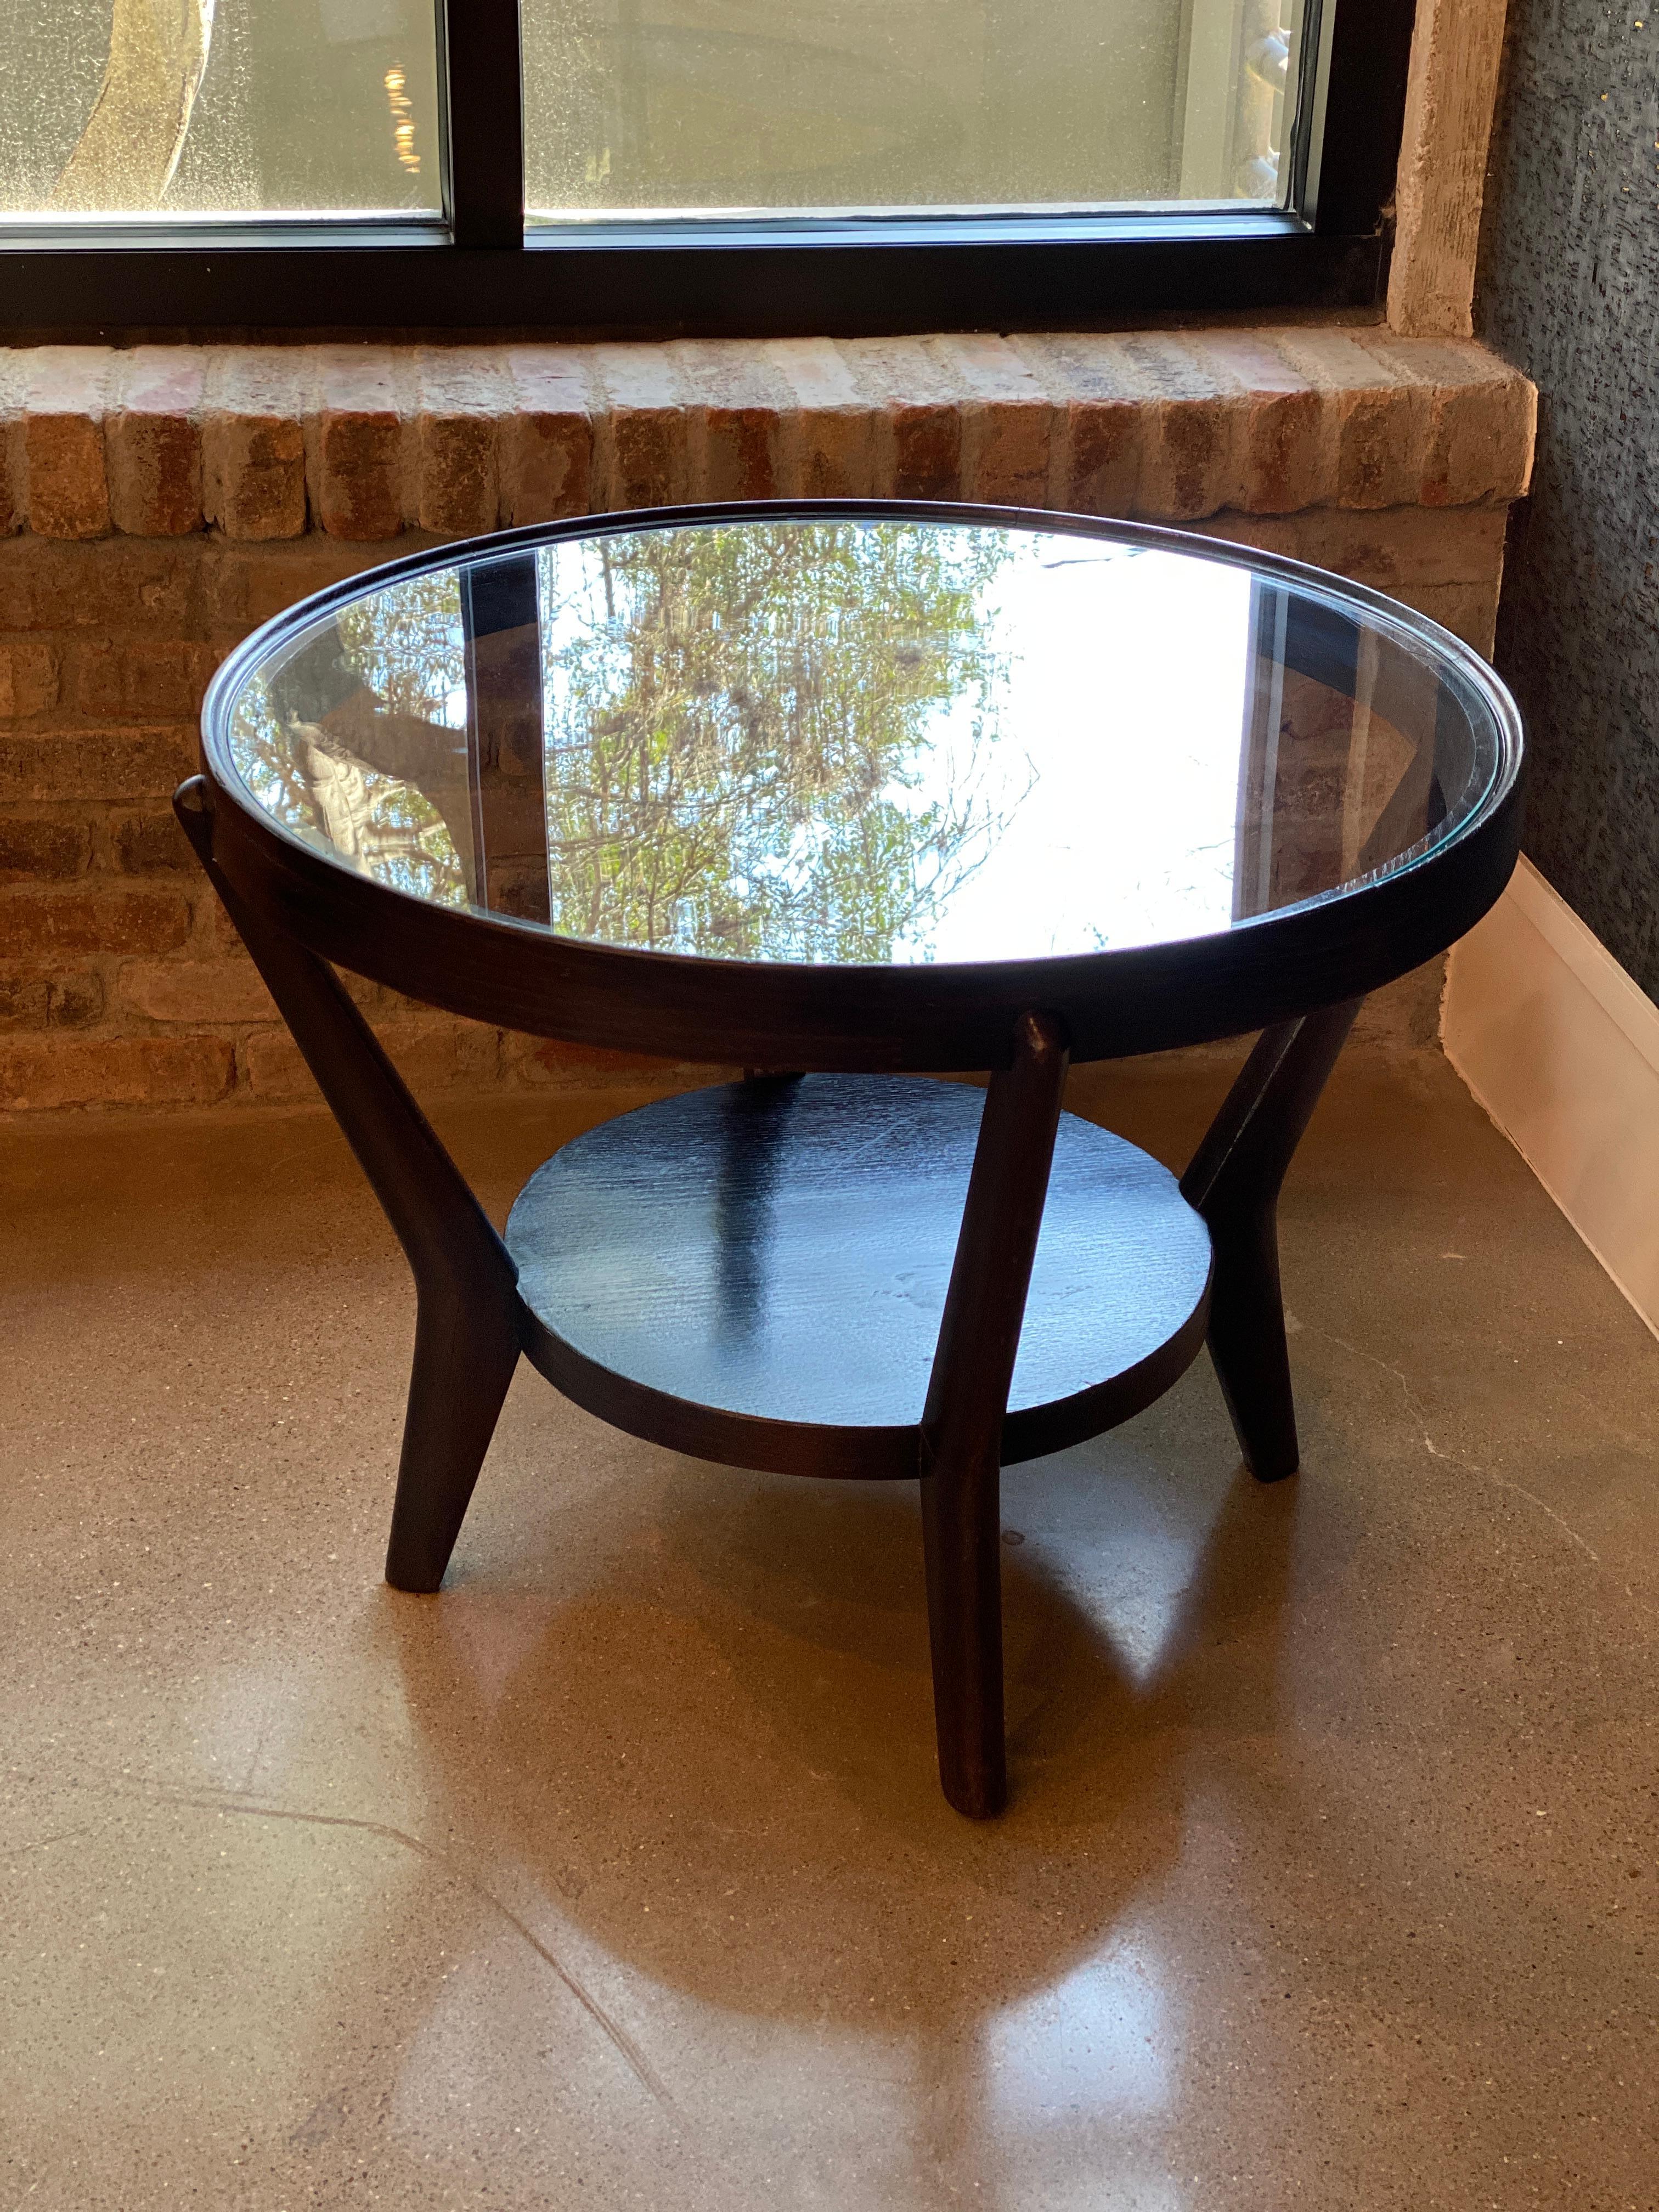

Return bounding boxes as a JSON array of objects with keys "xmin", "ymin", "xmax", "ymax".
[
  {"xmin": 1, "ymin": 1, "xmax": 441, "ymax": 218},
  {"xmin": 520, "ymin": 0, "xmax": 1302, "ymax": 223},
  {"xmin": 0, "ymin": 0, "xmax": 1415, "ymax": 334}
]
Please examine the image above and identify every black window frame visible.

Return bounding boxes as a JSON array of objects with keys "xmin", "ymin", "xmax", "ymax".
[{"xmin": 0, "ymin": 0, "xmax": 1417, "ymax": 339}]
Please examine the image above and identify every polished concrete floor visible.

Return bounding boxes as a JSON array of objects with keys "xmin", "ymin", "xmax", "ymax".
[{"xmin": 3, "ymin": 1048, "xmax": 1657, "ymax": 2210}]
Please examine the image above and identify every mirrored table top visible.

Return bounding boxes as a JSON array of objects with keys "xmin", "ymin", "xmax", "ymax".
[{"xmin": 213, "ymin": 513, "xmax": 1515, "ymax": 969}]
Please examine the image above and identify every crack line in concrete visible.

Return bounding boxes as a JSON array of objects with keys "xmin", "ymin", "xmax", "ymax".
[
  {"xmin": 140, "ymin": 1782, "xmax": 678, "ymax": 2115},
  {"xmin": 0, "ymin": 1821, "xmax": 108, "ymax": 1860},
  {"xmin": 1311, "ymin": 1328, "xmax": 1602, "ymax": 1565}
]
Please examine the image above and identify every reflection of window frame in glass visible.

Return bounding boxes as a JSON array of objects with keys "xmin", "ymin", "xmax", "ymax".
[{"xmin": 0, "ymin": 0, "xmax": 1417, "ymax": 336}]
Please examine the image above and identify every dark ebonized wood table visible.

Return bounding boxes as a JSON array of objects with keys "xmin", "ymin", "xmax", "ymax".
[{"xmin": 177, "ymin": 501, "xmax": 1524, "ymax": 1817}]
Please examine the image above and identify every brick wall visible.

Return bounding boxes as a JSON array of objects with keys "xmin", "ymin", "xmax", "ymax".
[{"xmin": 0, "ymin": 329, "xmax": 1536, "ymax": 1112}]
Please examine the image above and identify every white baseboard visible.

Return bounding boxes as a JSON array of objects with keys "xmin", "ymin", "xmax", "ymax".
[{"xmin": 1443, "ymin": 854, "xmax": 1659, "ymax": 1341}]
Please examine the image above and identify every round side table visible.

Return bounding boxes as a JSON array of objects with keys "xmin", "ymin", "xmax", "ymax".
[{"xmin": 178, "ymin": 500, "xmax": 1523, "ymax": 1816}]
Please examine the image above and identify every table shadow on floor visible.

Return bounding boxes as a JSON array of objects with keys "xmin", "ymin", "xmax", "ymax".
[{"xmin": 380, "ymin": 1434, "xmax": 1302, "ymax": 2045}]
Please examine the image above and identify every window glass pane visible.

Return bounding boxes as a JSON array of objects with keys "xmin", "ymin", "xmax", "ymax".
[
  {"xmin": 0, "ymin": 1, "xmax": 441, "ymax": 217},
  {"xmin": 522, "ymin": 0, "xmax": 1304, "ymax": 221}
]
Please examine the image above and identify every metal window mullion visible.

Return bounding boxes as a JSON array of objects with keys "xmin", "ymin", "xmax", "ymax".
[
  {"xmin": 1303, "ymin": 0, "xmax": 1417, "ymax": 235},
  {"xmin": 441, "ymin": 0, "xmax": 525, "ymax": 250}
]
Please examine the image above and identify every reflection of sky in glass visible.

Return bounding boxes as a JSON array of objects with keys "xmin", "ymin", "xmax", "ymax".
[
  {"xmin": 529, "ymin": 524, "xmax": 1252, "ymax": 963},
  {"xmin": 889, "ymin": 544, "xmax": 1250, "ymax": 961}
]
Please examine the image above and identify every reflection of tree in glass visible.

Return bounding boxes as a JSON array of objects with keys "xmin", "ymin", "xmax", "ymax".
[
  {"xmin": 539, "ymin": 522, "xmax": 1016, "ymax": 960},
  {"xmin": 229, "ymin": 575, "xmax": 471, "ymax": 909},
  {"xmin": 333, "ymin": 574, "xmax": 465, "ymax": 732}
]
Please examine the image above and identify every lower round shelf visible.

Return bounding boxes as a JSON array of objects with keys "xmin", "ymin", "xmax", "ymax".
[{"xmin": 505, "ymin": 1075, "xmax": 1214, "ymax": 1480}]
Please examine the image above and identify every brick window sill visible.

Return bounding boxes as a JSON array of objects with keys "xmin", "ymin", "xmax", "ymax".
[
  {"xmin": 1, "ymin": 328, "xmax": 1533, "ymax": 541},
  {"xmin": 0, "ymin": 326, "xmax": 1535, "ymax": 1111}
]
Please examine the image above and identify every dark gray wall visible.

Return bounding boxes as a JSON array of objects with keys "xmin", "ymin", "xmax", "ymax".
[{"xmin": 1479, "ymin": 0, "xmax": 1659, "ymax": 996}]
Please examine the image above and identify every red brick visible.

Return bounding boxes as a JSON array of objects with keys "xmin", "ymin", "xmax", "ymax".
[
  {"xmin": 342, "ymin": 974, "xmax": 402, "ymax": 1015},
  {"xmin": 0, "ymin": 353, "xmax": 25, "ymax": 538},
  {"xmin": 1341, "ymin": 387, "xmax": 1433, "ymax": 510},
  {"xmin": 839, "ymin": 338, "xmax": 964, "ymax": 500},
  {"xmin": 1367, "ymin": 337, "xmax": 1537, "ymax": 506},
  {"xmin": 591, "ymin": 346, "xmax": 691, "ymax": 510},
  {"xmin": 26, "ymin": 348, "xmax": 114, "ymax": 539},
  {"xmin": 669, "ymin": 341, "xmax": 786, "ymax": 501},
  {"xmin": 201, "ymin": 892, "xmax": 252, "ymax": 956},
  {"xmin": 765, "ymin": 340, "xmax": 875, "ymax": 498},
  {"xmin": 0, "ymin": 814, "xmax": 88, "ymax": 880},
  {"xmin": 0, "ymin": 963, "xmax": 103, "ymax": 1030},
  {"xmin": 929, "ymin": 335, "xmax": 1053, "ymax": 508},
  {"xmin": 416, "ymin": 348, "xmax": 510, "ymax": 534},
  {"xmin": 1390, "ymin": 579, "xmax": 1498, "ymax": 653},
  {"xmin": 1193, "ymin": 504, "xmax": 1509, "ymax": 604},
  {"xmin": 1273, "ymin": 330, "xmax": 1429, "ymax": 510},
  {"xmin": 1011, "ymin": 336, "xmax": 1146, "ymax": 517},
  {"xmin": 242, "ymin": 1027, "xmax": 320, "ymax": 1099},
  {"xmin": 0, "ymin": 885, "xmax": 192, "ymax": 956},
  {"xmin": 1192, "ymin": 332, "xmax": 1333, "ymax": 514},
  {"xmin": 209, "ymin": 540, "xmax": 383, "ymax": 633},
  {"xmin": 108, "ymin": 348, "xmax": 206, "ymax": 537},
  {"xmin": 107, "ymin": 807, "xmax": 196, "ymax": 873},
  {"xmin": 314, "ymin": 348, "xmax": 407, "ymax": 540},
  {"xmin": 0, "ymin": 640, "xmax": 61, "ymax": 718},
  {"xmin": 1025, "ymin": 330, "xmax": 1353, "ymax": 520},
  {"xmin": 0, "ymin": 727, "xmax": 198, "ymax": 805},
  {"xmin": 204, "ymin": 350, "xmax": 311, "ymax": 540},
  {"xmin": 117, "ymin": 957, "xmax": 275, "ymax": 1023},
  {"xmin": 389, "ymin": 1018, "xmax": 503, "ymax": 1091},
  {"xmin": 0, "ymin": 537, "xmax": 200, "ymax": 631},
  {"xmin": 335, "ymin": 971, "xmax": 384, "ymax": 1014},
  {"xmin": 1115, "ymin": 335, "xmax": 1249, "ymax": 520},
  {"xmin": 0, "ymin": 1034, "xmax": 234, "ymax": 1110},
  {"xmin": 243, "ymin": 1014, "xmax": 499, "ymax": 1101},
  {"xmin": 72, "ymin": 640, "xmax": 217, "ymax": 719},
  {"xmin": 502, "ymin": 349, "xmax": 595, "ymax": 524},
  {"xmin": 29, "ymin": 411, "xmax": 112, "ymax": 543}
]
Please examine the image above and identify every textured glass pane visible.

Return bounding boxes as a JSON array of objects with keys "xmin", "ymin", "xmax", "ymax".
[
  {"xmin": 0, "ymin": 0, "xmax": 441, "ymax": 216},
  {"xmin": 522, "ymin": 0, "xmax": 1303, "ymax": 221}
]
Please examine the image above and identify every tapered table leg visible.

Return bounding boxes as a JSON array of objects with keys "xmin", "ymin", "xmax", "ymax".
[
  {"xmin": 919, "ymin": 1012, "xmax": 1070, "ymax": 1818},
  {"xmin": 1180, "ymin": 998, "xmax": 1362, "ymax": 1481},
  {"xmin": 174, "ymin": 777, "xmax": 522, "ymax": 1591},
  {"xmin": 389, "ymin": 1269, "xmax": 522, "ymax": 1590}
]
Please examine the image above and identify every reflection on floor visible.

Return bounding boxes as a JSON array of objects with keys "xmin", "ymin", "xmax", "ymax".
[{"xmin": 3, "ymin": 1048, "xmax": 1657, "ymax": 2209}]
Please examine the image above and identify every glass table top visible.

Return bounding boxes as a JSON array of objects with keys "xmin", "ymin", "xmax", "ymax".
[{"xmin": 216, "ymin": 514, "xmax": 1514, "ymax": 968}]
